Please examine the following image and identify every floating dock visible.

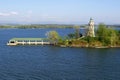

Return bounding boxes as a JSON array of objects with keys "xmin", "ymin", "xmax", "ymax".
[{"xmin": 7, "ymin": 38, "xmax": 50, "ymax": 46}]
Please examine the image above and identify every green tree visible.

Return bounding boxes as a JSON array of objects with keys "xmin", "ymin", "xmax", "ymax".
[
  {"xmin": 74, "ymin": 26, "xmax": 80, "ymax": 39},
  {"xmin": 109, "ymin": 28, "xmax": 118, "ymax": 46},
  {"xmin": 46, "ymin": 30, "xmax": 60, "ymax": 45},
  {"xmin": 96, "ymin": 24, "xmax": 109, "ymax": 45},
  {"xmin": 96, "ymin": 23, "xmax": 118, "ymax": 46}
]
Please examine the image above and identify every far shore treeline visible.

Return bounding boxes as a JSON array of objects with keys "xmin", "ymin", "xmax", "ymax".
[
  {"xmin": 0, "ymin": 24, "xmax": 120, "ymax": 29},
  {"xmin": 0, "ymin": 24, "xmax": 75, "ymax": 29}
]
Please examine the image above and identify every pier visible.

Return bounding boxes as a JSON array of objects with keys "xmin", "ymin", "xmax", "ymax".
[{"xmin": 7, "ymin": 38, "xmax": 50, "ymax": 46}]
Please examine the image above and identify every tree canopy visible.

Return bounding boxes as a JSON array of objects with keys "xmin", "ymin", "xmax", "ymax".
[
  {"xmin": 96, "ymin": 23, "xmax": 118, "ymax": 46},
  {"xmin": 46, "ymin": 30, "xmax": 60, "ymax": 44}
]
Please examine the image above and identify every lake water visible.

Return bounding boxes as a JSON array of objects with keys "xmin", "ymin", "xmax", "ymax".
[{"xmin": 0, "ymin": 29, "xmax": 120, "ymax": 80}]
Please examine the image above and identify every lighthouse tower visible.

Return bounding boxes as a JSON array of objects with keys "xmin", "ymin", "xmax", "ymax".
[{"xmin": 86, "ymin": 18, "xmax": 95, "ymax": 37}]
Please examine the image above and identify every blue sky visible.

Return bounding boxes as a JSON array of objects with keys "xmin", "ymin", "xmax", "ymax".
[{"xmin": 0, "ymin": 0, "xmax": 120, "ymax": 24}]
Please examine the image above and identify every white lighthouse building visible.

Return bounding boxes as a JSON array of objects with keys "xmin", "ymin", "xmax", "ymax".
[{"xmin": 86, "ymin": 18, "xmax": 95, "ymax": 37}]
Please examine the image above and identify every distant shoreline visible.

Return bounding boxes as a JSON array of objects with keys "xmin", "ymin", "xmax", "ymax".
[{"xmin": 0, "ymin": 24, "xmax": 120, "ymax": 29}]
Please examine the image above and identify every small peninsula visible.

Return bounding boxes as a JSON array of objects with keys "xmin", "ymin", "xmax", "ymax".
[{"xmin": 46, "ymin": 18, "xmax": 120, "ymax": 48}]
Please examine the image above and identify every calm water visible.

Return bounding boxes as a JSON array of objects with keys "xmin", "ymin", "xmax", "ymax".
[{"xmin": 0, "ymin": 29, "xmax": 120, "ymax": 80}]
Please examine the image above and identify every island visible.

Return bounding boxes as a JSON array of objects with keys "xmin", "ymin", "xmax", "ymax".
[{"xmin": 46, "ymin": 18, "xmax": 120, "ymax": 48}]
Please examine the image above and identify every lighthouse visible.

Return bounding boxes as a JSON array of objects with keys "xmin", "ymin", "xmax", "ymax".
[{"xmin": 86, "ymin": 18, "xmax": 95, "ymax": 37}]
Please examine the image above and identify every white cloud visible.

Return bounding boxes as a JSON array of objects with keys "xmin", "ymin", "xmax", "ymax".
[
  {"xmin": 0, "ymin": 11, "xmax": 18, "ymax": 16},
  {"xmin": 10, "ymin": 11, "xmax": 18, "ymax": 15},
  {"xmin": 0, "ymin": 13, "xmax": 10, "ymax": 16}
]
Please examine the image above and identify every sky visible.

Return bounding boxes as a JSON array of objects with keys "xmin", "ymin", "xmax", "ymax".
[{"xmin": 0, "ymin": 0, "xmax": 120, "ymax": 24}]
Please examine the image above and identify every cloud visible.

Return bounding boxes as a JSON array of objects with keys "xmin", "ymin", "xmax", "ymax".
[
  {"xmin": 0, "ymin": 11, "xmax": 18, "ymax": 16},
  {"xmin": 0, "ymin": 13, "xmax": 10, "ymax": 16},
  {"xmin": 10, "ymin": 12, "xmax": 18, "ymax": 15}
]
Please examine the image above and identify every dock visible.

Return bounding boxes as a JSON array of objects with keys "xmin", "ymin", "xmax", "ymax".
[{"xmin": 7, "ymin": 38, "xmax": 50, "ymax": 46}]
